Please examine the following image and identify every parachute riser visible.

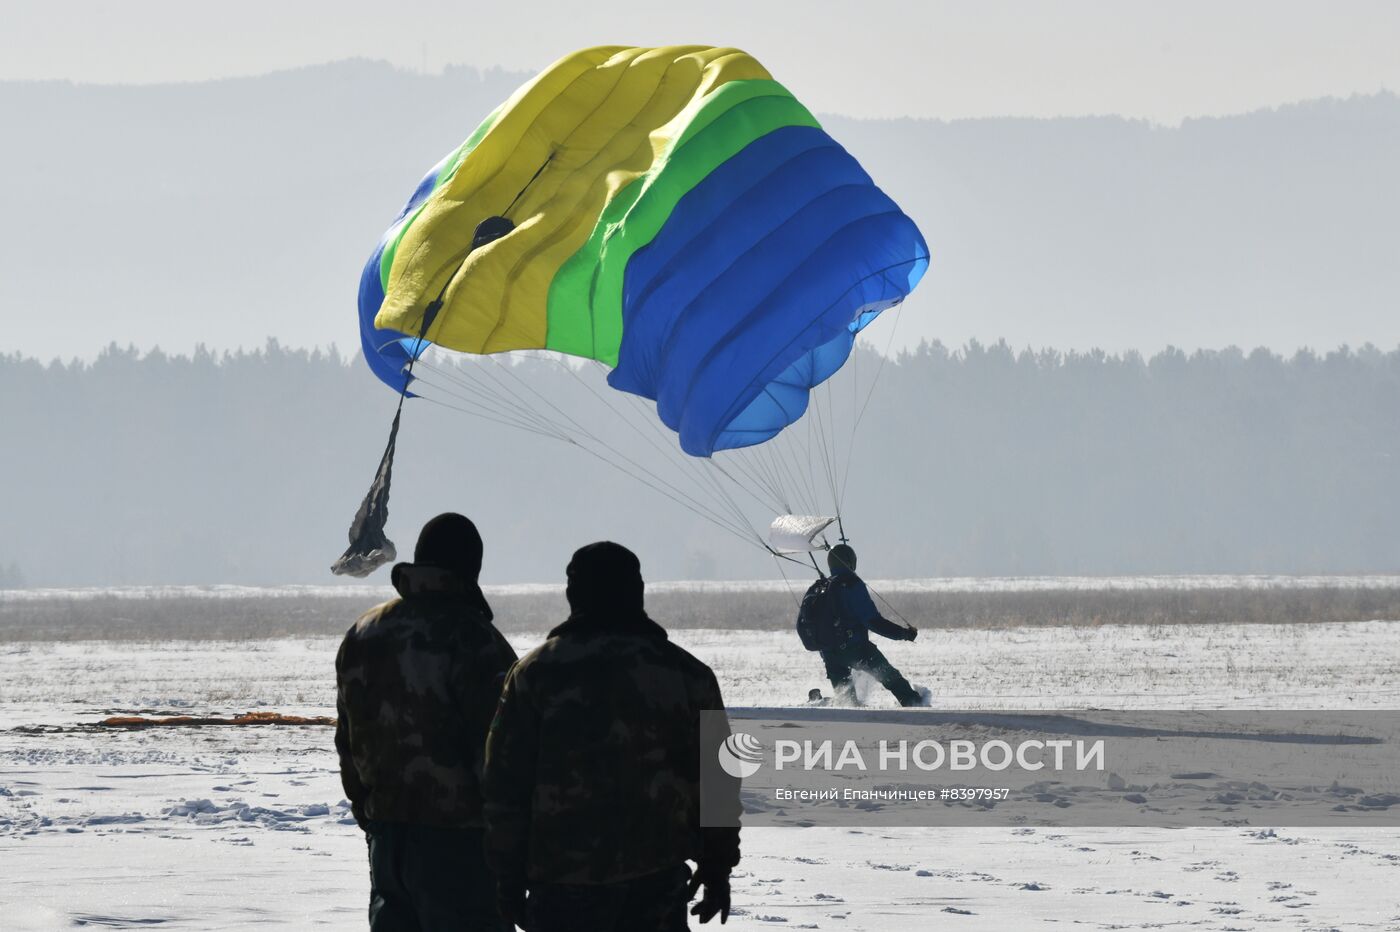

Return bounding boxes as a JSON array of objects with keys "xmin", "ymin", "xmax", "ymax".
[{"xmin": 330, "ymin": 251, "xmax": 466, "ymax": 577}]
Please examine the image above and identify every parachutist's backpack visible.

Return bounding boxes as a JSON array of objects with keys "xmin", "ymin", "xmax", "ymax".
[{"xmin": 796, "ymin": 576, "xmax": 849, "ymax": 651}]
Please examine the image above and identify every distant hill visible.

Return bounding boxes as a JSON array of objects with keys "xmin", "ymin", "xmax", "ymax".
[{"xmin": 1, "ymin": 61, "xmax": 1398, "ymax": 358}]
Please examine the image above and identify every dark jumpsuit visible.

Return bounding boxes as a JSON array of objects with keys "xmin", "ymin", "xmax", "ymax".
[{"xmin": 821, "ymin": 569, "xmax": 921, "ymax": 706}]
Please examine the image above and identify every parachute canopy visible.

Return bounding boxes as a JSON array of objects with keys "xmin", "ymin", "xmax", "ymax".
[{"xmin": 358, "ymin": 45, "xmax": 928, "ymax": 457}]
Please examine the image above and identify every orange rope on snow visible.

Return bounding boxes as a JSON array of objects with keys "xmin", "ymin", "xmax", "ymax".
[{"xmin": 98, "ymin": 711, "xmax": 335, "ymax": 728}]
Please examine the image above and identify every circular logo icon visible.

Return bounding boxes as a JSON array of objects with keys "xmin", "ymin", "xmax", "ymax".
[{"xmin": 717, "ymin": 732, "xmax": 764, "ymax": 778}]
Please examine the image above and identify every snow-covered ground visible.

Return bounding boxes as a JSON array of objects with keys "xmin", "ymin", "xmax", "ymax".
[
  {"xmin": 4, "ymin": 621, "xmax": 1400, "ymax": 929},
  {"xmin": 4, "ymin": 573, "xmax": 1399, "ymax": 602}
]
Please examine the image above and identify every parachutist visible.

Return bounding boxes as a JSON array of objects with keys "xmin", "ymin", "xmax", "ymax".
[{"xmin": 796, "ymin": 544, "xmax": 926, "ymax": 707}]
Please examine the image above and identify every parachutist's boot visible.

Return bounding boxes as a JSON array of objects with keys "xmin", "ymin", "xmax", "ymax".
[{"xmin": 898, "ymin": 685, "xmax": 933, "ymax": 708}]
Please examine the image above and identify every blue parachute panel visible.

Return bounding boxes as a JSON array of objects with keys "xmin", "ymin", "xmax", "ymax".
[
  {"xmin": 611, "ymin": 125, "xmax": 928, "ymax": 456},
  {"xmin": 356, "ymin": 159, "xmax": 447, "ymax": 394}
]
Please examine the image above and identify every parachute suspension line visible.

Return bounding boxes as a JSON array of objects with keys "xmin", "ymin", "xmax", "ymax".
[
  {"xmin": 412, "ymin": 394, "xmax": 565, "ymax": 439},
  {"xmin": 711, "ymin": 454, "xmax": 786, "ymax": 516},
  {"xmin": 756, "ymin": 444, "xmax": 793, "ymax": 512},
  {"xmin": 769, "ymin": 549, "xmax": 805, "ymax": 610},
  {"xmin": 705, "ymin": 459, "xmax": 785, "ymax": 521},
  {"xmin": 420, "ymin": 352, "xmax": 761, "ymax": 546},
  {"xmin": 774, "ymin": 383, "xmax": 831, "ymax": 520},
  {"xmin": 851, "ymin": 331, "xmax": 860, "ymax": 453},
  {"xmin": 765, "ymin": 542, "xmax": 820, "ymax": 569},
  {"xmin": 429, "ymin": 357, "xmax": 573, "ymax": 436},
  {"xmin": 562, "ymin": 359, "xmax": 765, "ymax": 546},
  {"xmin": 331, "ymin": 292, "xmax": 447, "ymax": 577},
  {"xmin": 728, "ymin": 441, "xmax": 787, "ymax": 515},
  {"xmin": 800, "ymin": 405, "xmax": 829, "ymax": 513},
  {"xmin": 751, "ymin": 443, "xmax": 794, "ymax": 514},
  {"xmin": 372, "ymin": 313, "xmax": 915, "ymax": 573},
  {"xmin": 409, "ymin": 387, "xmax": 568, "ymax": 441},
  {"xmin": 419, "ymin": 370, "xmax": 567, "ymax": 440},
  {"xmin": 775, "ymin": 425, "xmax": 819, "ymax": 515},
  {"xmin": 418, "ymin": 352, "xmax": 785, "ymax": 554},
  {"xmin": 477, "ymin": 355, "xmax": 584, "ymax": 433},
  {"xmin": 611, "ymin": 409, "xmax": 766, "ymax": 544},
  {"xmin": 812, "ymin": 378, "xmax": 841, "ymax": 515},
  {"xmin": 412, "ymin": 357, "xmax": 575, "ymax": 440},
  {"xmin": 568, "ymin": 363, "xmax": 805, "ymax": 562},
  {"xmin": 697, "ymin": 466, "xmax": 775, "ymax": 556},
  {"xmin": 765, "ymin": 428, "xmax": 815, "ymax": 516},
  {"xmin": 472, "ymin": 360, "xmax": 594, "ymax": 440},
  {"xmin": 492, "ymin": 363, "xmax": 759, "ymax": 543},
  {"xmin": 720, "ymin": 450, "xmax": 770, "ymax": 510},
  {"xmin": 864, "ymin": 579, "xmax": 915, "ymax": 631},
  {"xmin": 513, "ymin": 363, "xmax": 761, "ymax": 544},
  {"xmin": 555, "ymin": 366, "xmax": 832, "ymax": 563},
  {"xmin": 797, "ymin": 414, "xmax": 822, "ymax": 500},
  {"xmin": 644, "ymin": 422, "xmax": 767, "ymax": 536},
  {"xmin": 796, "ymin": 408, "xmax": 824, "ymax": 513},
  {"xmin": 430, "ymin": 364, "xmax": 578, "ymax": 441},
  {"xmin": 475, "ymin": 354, "xmax": 760, "ymax": 545},
  {"xmin": 725, "ymin": 443, "xmax": 769, "ymax": 507},
  {"xmin": 842, "ymin": 301, "xmax": 906, "ymax": 506},
  {"xmin": 825, "ymin": 378, "xmax": 845, "ymax": 513},
  {"xmin": 571, "ymin": 360, "xmax": 714, "ymax": 488},
  {"xmin": 562, "ymin": 437, "xmax": 764, "ymax": 550},
  {"xmin": 772, "ymin": 441, "xmax": 808, "ymax": 514},
  {"xmin": 703, "ymin": 456, "xmax": 823, "ymax": 562},
  {"xmin": 813, "ymin": 384, "xmax": 834, "ymax": 509}
]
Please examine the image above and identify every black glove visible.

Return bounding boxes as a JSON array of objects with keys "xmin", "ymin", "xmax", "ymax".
[
  {"xmin": 904, "ymin": 626, "xmax": 919, "ymax": 642},
  {"xmin": 687, "ymin": 865, "xmax": 732, "ymax": 924},
  {"xmin": 496, "ymin": 877, "xmax": 527, "ymax": 930}
]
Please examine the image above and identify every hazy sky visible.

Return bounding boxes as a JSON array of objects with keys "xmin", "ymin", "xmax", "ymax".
[{"xmin": 7, "ymin": 0, "xmax": 1400, "ymax": 122}]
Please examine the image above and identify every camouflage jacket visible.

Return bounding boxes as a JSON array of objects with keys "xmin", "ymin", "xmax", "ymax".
[
  {"xmin": 482, "ymin": 612, "xmax": 741, "ymax": 885},
  {"xmin": 335, "ymin": 564, "xmax": 518, "ymax": 829}
]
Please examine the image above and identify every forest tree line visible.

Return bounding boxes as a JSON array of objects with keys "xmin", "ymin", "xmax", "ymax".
[{"xmin": 1, "ymin": 339, "xmax": 1396, "ymax": 586}]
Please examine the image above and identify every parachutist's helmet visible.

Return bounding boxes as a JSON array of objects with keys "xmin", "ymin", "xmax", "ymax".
[{"xmin": 828, "ymin": 544, "xmax": 857, "ymax": 575}]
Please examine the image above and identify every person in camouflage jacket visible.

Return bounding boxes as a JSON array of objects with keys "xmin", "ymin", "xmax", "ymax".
[
  {"xmin": 336, "ymin": 513, "xmax": 518, "ymax": 931},
  {"xmin": 483, "ymin": 541, "xmax": 741, "ymax": 930}
]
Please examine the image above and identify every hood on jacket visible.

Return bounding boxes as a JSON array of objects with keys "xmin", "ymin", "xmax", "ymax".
[
  {"xmin": 547, "ymin": 610, "xmax": 667, "ymax": 641},
  {"xmin": 390, "ymin": 562, "xmax": 494, "ymax": 622}
]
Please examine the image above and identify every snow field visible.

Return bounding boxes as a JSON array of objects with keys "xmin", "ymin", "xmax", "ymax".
[{"xmin": 3, "ymin": 620, "xmax": 1400, "ymax": 929}]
